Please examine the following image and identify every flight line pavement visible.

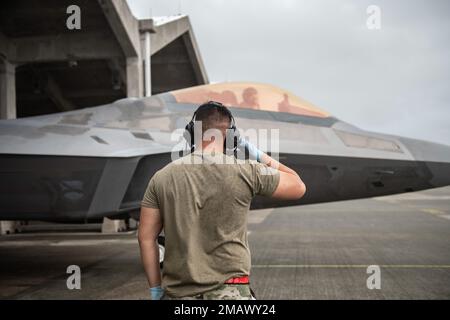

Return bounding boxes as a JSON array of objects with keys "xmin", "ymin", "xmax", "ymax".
[{"xmin": 0, "ymin": 186, "xmax": 449, "ymax": 299}]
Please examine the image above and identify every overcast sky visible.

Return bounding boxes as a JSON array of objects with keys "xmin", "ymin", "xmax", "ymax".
[{"xmin": 127, "ymin": 0, "xmax": 450, "ymax": 146}]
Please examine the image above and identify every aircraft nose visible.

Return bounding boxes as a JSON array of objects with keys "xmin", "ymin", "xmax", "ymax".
[{"xmin": 399, "ymin": 137, "xmax": 450, "ymax": 188}]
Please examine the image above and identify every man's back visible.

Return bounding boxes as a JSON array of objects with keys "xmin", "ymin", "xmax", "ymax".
[{"xmin": 141, "ymin": 153, "xmax": 280, "ymax": 298}]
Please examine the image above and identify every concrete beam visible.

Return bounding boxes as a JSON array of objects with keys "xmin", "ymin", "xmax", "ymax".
[
  {"xmin": 97, "ymin": 0, "xmax": 140, "ymax": 57},
  {"xmin": 148, "ymin": 16, "xmax": 190, "ymax": 55},
  {"xmin": 96, "ymin": 0, "xmax": 142, "ymax": 97},
  {"xmin": 0, "ymin": 58, "xmax": 16, "ymax": 119},
  {"xmin": 9, "ymin": 32, "xmax": 123, "ymax": 63},
  {"xmin": 182, "ymin": 31, "xmax": 209, "ymax": 84},
  {"xmin": 139, "ymin": 19, "xmax": 156, "ymax": 34},
  {"xmin": 145, "ymin": 15, "xmax": 208, "ymax": 84}
]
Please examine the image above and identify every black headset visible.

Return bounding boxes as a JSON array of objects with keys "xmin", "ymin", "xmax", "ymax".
[{"xmin": 184, "ymin": 101, "xmax": 239, "ymax": 154}]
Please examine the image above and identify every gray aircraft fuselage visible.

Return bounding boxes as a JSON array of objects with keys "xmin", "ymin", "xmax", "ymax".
[{"xmin": 0, "ymin": 82, "xmax": 449, "ymax": 221}]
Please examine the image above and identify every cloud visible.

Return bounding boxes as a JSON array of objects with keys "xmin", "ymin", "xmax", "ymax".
[{"xmin": 127, "ymin": 0, "xmax": 450, "ymax": 145}]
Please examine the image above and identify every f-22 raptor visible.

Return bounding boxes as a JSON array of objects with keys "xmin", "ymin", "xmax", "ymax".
[{"xmin": 1, "ymin": 82, "xmax": 449, "ymax": 221}]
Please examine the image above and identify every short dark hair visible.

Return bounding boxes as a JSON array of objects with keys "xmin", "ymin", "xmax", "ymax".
[{"xmin": 194, "ymin": 101, "xmax": 232, "ymax": 133}]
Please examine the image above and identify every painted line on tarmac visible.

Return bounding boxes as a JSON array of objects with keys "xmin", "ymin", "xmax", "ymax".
[{"xmin": 252, "ymin": 264, "xmax": 450, "ymax": 269}]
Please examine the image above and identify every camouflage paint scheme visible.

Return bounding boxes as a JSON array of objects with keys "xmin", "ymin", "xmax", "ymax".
[{"xmin": 0, "ymin": 82, "xmax": 449, "ymax": 221}]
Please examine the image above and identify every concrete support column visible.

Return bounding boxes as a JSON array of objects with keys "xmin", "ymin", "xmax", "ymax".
[
  {"xmin": 0, "ymin": 58, "xmax": 18, "ymax": 235},
  {"xmin": 0, "ymin": 58, "xmax": 16, "ymax": 119},
  {"xmin": 144, "ymin": 31, "xmax": 151, "ymax": 97},
  {"xmin": 126, "ymin": 56, "xmax": 143, "ymax": 98},
  {"xmin": 139, "ymin": 19, "xmax": 155, "ymax": 97}
]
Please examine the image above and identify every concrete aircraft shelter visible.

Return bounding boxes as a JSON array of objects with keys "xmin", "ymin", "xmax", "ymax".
[
  {"xmin": 0, "ymin": 0, "xmax": 208, "ymax": 120},
  {"xmin": 0, "ymin": 0, "xmax": 208, "ymax": 233}
]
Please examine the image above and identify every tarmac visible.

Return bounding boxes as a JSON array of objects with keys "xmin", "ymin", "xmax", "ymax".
[{"xmin": 1, "ymin": 186, "xmax": 449, "ymax": 300}]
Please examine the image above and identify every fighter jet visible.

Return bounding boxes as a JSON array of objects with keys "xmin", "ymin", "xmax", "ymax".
[{"xmin": 1, "ymin": 82, "xmax": 450, "ymax": 222}]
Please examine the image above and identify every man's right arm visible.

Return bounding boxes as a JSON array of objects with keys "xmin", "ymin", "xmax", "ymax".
[
  {"xmin": 238, "ymin": 137, "xmax": 306, "ymax": 200},
  {"xmin": 260, "ymin": 152, "xmax": 306, "ymax": 200}
]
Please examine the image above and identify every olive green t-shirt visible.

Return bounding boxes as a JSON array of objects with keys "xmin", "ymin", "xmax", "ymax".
[{"xmin": 141, "ymin": 152, "xmax": 280, "ymax": 298}]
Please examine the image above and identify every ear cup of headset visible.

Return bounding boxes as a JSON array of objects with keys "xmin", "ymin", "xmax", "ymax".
[{"xmin": 231, "ymin": 125, "xmax": 239, "ymax": 150}]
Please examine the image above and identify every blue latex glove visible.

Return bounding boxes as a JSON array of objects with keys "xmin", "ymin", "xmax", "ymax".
[
  {"xmin": 150, "ymin": 286, "xmax": 165, "ymax": 300},
  {"xmin": 237, "ymin": 137, "xmax": 262, "ymax": 162}
]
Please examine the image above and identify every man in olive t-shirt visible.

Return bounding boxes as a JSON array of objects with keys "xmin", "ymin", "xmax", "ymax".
[{"xmin": 138, "ymin": 102, "xmax": 306, "ymax": 300}]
